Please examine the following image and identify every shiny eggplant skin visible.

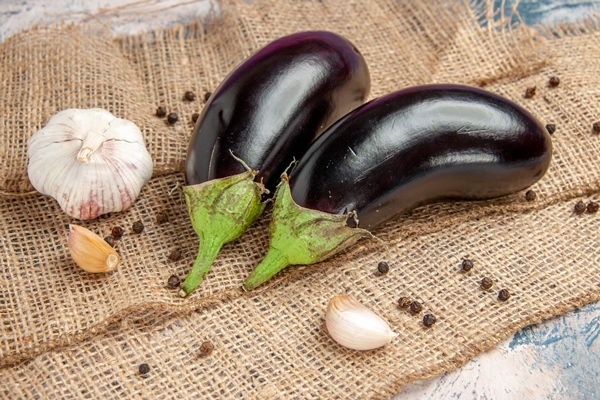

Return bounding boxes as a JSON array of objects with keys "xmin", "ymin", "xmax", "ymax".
[
  {"xmin": 289, "ymin": 84, "xmax": 553, "ymax": 230},
  {"xmin": 185, "ymin": 31, "xmax": 370, "ymax": 191}
]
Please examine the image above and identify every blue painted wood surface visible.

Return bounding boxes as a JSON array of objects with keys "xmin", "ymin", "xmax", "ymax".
[
  {"xmin": 496, "ymin": 0, "xmax": 598, "ymax": 25},
  {"xmin": 398, "ymin": 306, "xmax": 600, "ymax": 398}
]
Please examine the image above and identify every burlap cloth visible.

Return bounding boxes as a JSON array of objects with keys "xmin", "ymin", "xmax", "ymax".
[{"xmin": 1, "ymin": 0, "xmax": 599, "ymax": 397}]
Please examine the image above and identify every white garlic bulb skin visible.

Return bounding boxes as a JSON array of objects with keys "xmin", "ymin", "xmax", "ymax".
[
  {"xmin": 325, "ymin": 295, "xmax": 397, "ymax": 351},
  {"xmin": 27, "ymin": 108, "xmax": 153, "ymax": 220}
]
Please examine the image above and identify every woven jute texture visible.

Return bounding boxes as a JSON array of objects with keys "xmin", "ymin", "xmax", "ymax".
[{"xmin": 2, "ymin": 0, "xmax": 600, "ymax": 398}]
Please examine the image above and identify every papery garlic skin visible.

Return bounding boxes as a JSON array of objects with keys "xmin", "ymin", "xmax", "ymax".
[
  {"xmin": 27, "ymin": 108, "xmax": 153, "ymax": 220},
  {"xmin": 68, "ymin": 224, "xmax": 120, "ymax": 273},
  {"xmin": 325, "ymin": 295, "xmax": 397, "ymax": 351}
]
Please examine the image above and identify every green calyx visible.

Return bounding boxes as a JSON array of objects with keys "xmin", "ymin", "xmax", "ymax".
[
  {"xmin": 179, "ymin": 164, "xmax": 266, "ymax": 297},
  {"xmin": 243, "ymin": 173, "xmax": 378, "ymax": 291}
]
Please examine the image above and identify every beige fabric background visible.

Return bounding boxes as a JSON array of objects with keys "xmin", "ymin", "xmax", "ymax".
[{"xmin": 1, "ymin": 0, "xmax": 600, "ymax": 398}]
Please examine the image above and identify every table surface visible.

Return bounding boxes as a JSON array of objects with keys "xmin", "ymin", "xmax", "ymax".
[{"xmin": 1, "ymin": 1, "xmax": 599, "ymax": 398}]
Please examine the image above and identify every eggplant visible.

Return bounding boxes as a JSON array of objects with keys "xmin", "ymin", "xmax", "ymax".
[
  {"xmin": 179, "ymin": 31, "xmax": 370, "ymax": 296},
  {"xmin": 244, "ymin": 84, "xmax": 552, "ymax": 290}
]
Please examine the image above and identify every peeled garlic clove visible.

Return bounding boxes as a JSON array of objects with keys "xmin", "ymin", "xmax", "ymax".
[
  {"xmin": 27, "ymin": 108, "xmax": 153, "ymax": 220},
  {"xmin": 325, "ymin": 294, "xmax": 397, "ymax": 351},
  {"xmin": 68, "ymin": 224, "xmax": 120, "ymax": 273}
]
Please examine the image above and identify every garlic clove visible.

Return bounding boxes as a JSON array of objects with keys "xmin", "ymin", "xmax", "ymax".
[
  {"xmin": 27, "ymin": 108, "xmax": 153, "ymax": 220},
  {"xmin": 68, "ymin": 224, "xmax": 120, "ymax": 273},
  {"xmin": 325, "ymin": 294, "xmax": 397, "ymax": 351}
]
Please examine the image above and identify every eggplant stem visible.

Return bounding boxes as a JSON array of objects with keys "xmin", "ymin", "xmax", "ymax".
[
  {"xmin": 370, "ymin": 233, "xmax": 390, "ymax": 254},
  {"xmin": 169, "ymin": 181, "xmax": 182, "ymax": 195},
  {"xmin": 350, "ymin": 210, "xmax": 360, "ymax": 227},
  {"xmin": 169, "ymin": 181, "xmax": 186, "ymax": 205},
  {"xmin": 243, "ymin": 247, "xmax": 289, "ymax": 291},
  {"xmin": 180, "ymin": 168, "xmax": 265, "ymax": 297},
  {"xmin": 281, "ymin": 159, "xmax": 297, "ymax": 179},
  {"xmin": 257, "ymin": 178, "xmax": 270, "ymax": 196},
  {"xmin": 243, "ymin": 176, "xmax": 385, "ymax": 290},
  {"xmin": 228, "ymin": 149, "xmax": 256, "ymax": 175},
  {"xmin": 347, "ymin": 210, "xmax": 388, "ymax": 253},
  {"xmin": 179, "ymin": 236, "xmax": 224, "ymax": 297}
]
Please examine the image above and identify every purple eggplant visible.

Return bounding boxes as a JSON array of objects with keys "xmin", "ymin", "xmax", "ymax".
[
  {"xmin": 244, "ymin": 84, "xmax": 552, "ymax": 290},
  {"xmin": 186, "ymin": 31, "xmax": 370, "ymax": 190},
  {"xmin": 179, "ymin": 31, "xmax": 370, "ymax": 296}
]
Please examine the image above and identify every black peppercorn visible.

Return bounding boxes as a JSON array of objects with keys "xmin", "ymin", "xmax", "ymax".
[
  {"xmin": 204, "ymin": 91, "xmax": 212, "ymax": 102},
  {"xmin": 132, "ymin": 221, "xmax": 144, "ymax": 234},
  {"xmin": 423, "ymin": 314, "xmax": 436, "ymax": 327},
  {"xmin": 167, "ymin": 113, "xmax": 178, "ymax": 125},
  {"xmin": 398, "ymin": 297, "xmax": 411, "ymax": 308},
  {"xmin": 199, "ymin": 341, "xmax": 214, "ymax": 357},
  {"xmin": 156, "ymin": 106, "xmax": 167, "ymax": 118},
  {"xmin": 498, "ymin": 289, "xmax": 510, "ymax": 302},
  {"xmin": 545, "ymin": 124, "xmax": 556, "ymax": 135},
  {"xmin": 586, "ymin": 201, "xmax": 599, "ymax": 214},
  {"xmin": 574, "ymin": 200, "xmax": 586, "ymax": 215},
  {"xmin": 461, "ymin": 259, "xmax": 473, "ymax": 272},
  {"xmin": 377, "ymin": 261, "xmax": 389, "ymax": 275},
  {"xmin": 111, "ymin": 226, "xmax": 124, "ymax": 240},
  {"xmin": 104, "ymin": 236, "xmax": 115, "ymax": 247},
  {"xmin": 548, "ymin": 77, "xmax": 560, "ymax": 87},
  {"xmin": 168, "ymin": 249, "xmax": 182, "ymax": 262},
  {"xmin": 184, "ymin": 91, "xmax": 196, "ymax": 101},
  {"xmin": 191, "ymin": 113, "xmax": 200, "ymax": 123},
  {"xmin": 593, "ymin": 122, "xmax": 600, "ymax": 134},
  {"xmin": 525, "ymin": 190, "xmax": 537, "ymax": 202},
  {"xmin": 167, "ymin": 274, "xmax": 180, "ymax": 288},
  {"xmin": 138, "ymin": 363, "xmax": 150, "ymax": 375},
  {"xmin": 480, "ymin": 277, "xmax": 493, "ymax": 290},
  {"xmin": 156, "ymin": 212, "xmax": 169, "ymax": 225},
  {"xmin": 409, "ymin": 301, "xmax": 422, "ymax": 314},
  {"xmin": 524, "ymin": 86, "xmax": 536, "ymax": 99}
]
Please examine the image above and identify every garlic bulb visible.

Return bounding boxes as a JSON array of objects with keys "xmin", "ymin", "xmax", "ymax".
[
  {"xmin": 68, "ymin": 224, "xmax": 120, "ymax": 273},
  {"xmin": 27, "ymin": 108, "xmax": 153, "ymax": 220},
  {"xmin": 325, "ymin": 295, "xmax": 397, "ymax": 351}
]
